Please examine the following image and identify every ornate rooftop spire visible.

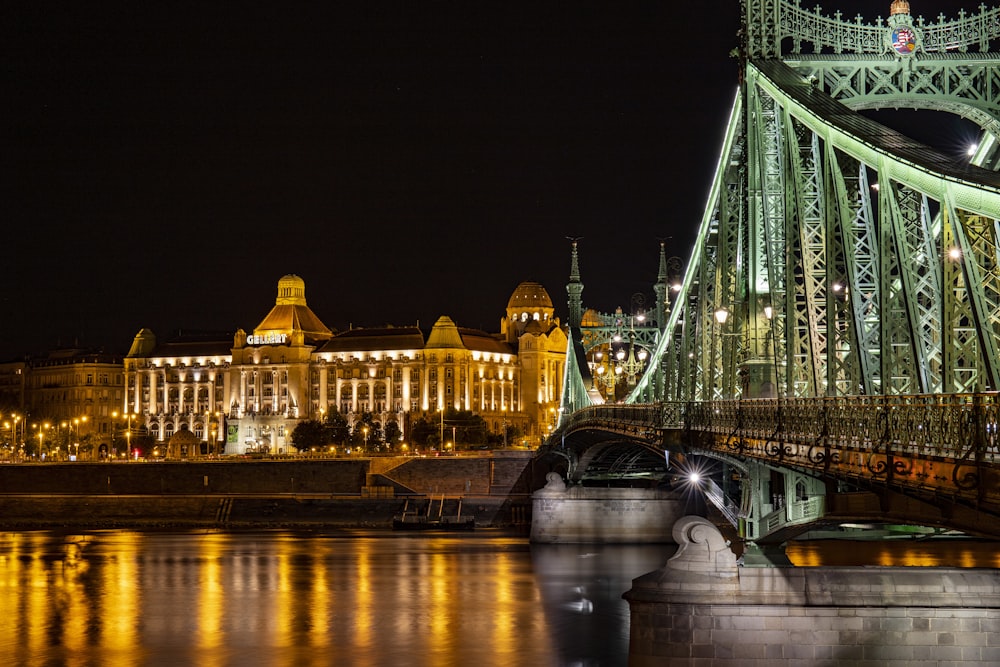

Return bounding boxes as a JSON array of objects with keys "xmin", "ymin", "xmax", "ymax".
[
  {"xmin": 653, "ymin": 241, "xmax": 669, "ymax": 329},
  {"xmin": 566, "ymin": 238, "xmax": 585, "ymax": 329}
]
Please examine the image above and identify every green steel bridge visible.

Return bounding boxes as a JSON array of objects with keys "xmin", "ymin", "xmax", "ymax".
[{"xmin": 546, "ymin": 0, "xmax": 1000, "ymax": 546}]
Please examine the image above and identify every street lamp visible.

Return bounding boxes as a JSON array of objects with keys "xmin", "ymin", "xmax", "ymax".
[
  {"xmin": 617, "ymin": 333, "xmax": 649, "ymax": 386},
  {"xmin": 74, "ymin": 416, "xmax": 88, "ymax": 459},
  {"xmin": 125, "ymin": 412, "xmax": 136, "ymax": 459},
  {"xmin": 5, "ymin": 413, "xmax": 23, "ymax": 456},
  {"xmin": 32, "ymin": 422, "xmax": 51, "ymax": 459},
  {"xmin": 362, "ymin": 425, "xmax": 369, "ymax": 453}
]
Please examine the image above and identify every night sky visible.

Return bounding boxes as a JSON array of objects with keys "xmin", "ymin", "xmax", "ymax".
[{"xmin": 2, "ymin": 1, "xmax": 967, "ymax": 359}]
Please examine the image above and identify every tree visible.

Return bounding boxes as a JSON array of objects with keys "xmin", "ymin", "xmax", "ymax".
[
  {"xmin": 444, "ymin": 409, "xmax": 488, "ymax": 447},
  {"xmin": 291, "ymin": 420, "xmax": 327, "ymax": 452},
  {"xmin": 351, "ymin": 412, "xmax": 382, "ymax": 452},
  {"xmin": 408, "ymin": 414, "xmax": 440, "ymax": 449},
  {"xmin": 323, "ymin": 408, "xmax": 350, "ymax": 445},
  {"xmin": 383, "ymin": 421, "xmax": 401, "ymax": 451}
]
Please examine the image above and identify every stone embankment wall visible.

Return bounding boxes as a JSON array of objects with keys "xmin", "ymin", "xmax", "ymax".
[
  {"xmin": 0, "ymin": 452, "xmax": 536, "ymax": 529},
  {"xmin": 626, "ymin": 516, "xmax": 1000, "ymax": 665}
]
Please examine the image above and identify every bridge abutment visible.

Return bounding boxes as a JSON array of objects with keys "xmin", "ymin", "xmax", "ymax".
[
  {"xmin": 625, "ymin": 516, "xmax": 1000, "ymax": 665},
  {"xmin": 530, "ymin": 473, "xmax": 693, "ymax": 543}
]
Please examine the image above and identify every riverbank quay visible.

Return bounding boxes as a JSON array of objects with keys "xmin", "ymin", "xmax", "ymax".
[
  {"xmin": 0, "ymin": 451, "xmax": 538, "ymax": 530},
  {"xmin": 625, "ymin": 517, "xmax": 1000, "ymax": 665}
]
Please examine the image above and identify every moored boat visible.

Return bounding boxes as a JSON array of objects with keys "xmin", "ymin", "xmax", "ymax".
[{"xmin": 392, "ymin": 496, "xmax": 475, "ymax": 531}]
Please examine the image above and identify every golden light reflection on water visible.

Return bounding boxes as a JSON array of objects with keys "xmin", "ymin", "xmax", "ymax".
[
  {"xmin": 0, "ymin": 529, "xmax": 668, "ymax": 665},
  {"xmin": 352, "ymin": 537, "xmax": 373, "ymax": 656},
  {"xmin": 786, "ymin": 539, "xmax": 1000, "ymax": 567},
  {"xmin": 195, "ymin": 533, "xmax": 225, "ymax": 667}
]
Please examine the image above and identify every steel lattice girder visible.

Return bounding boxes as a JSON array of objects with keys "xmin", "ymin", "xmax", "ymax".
[{"xmin": 631, "ymin": 57, "xmax": 1000, "ymax": 405}]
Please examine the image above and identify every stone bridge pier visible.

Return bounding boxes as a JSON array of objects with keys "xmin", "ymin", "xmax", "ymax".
[
  {"xmin": 624, "ymin": 516, "xmax": 1000, "ymax": 665},
  {"xmin": 529, "ymin": 472, "xmax": 702, "ymax": 544}
]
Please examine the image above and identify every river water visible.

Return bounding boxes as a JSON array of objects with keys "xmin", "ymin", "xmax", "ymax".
[
  {"xmin": 0, "ymin": 529, "xmax": 674, "ymax": 667},
  {"xmin": 2, "ymin": 529, "xmax": 998, "ymax": 667}
]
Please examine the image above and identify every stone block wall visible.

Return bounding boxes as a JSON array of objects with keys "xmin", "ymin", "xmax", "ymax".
[
  {"xmin": 530, "ymin": 476, "xmax": 687, "ymax": 543},
  {"xmin": 625, "ymin": 516, "xmax": 1000, "ymax": 665},
  {"xmin": 628, "ymin": 601, "xmax": 1000, "ymax": 665}
]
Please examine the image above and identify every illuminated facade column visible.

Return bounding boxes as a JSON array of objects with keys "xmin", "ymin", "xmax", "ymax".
[
  {"xmin": 513, "ymin": 369, "xmax": 520, "ymax": 411},
  {"xmin": 422, "ymin": 365, "xmax": 430, "ymax": 410},
  {"xmin": 132, "ymin": 370, "xmax": 141, "ymax": 413},
  {"xmin": 239, "ymin": 370, "xmax": 247, "ymax": 415},
  {"xmin": 271, "ymin": 371, "xmax": 279, "ymax": 414},
  {"xmin": 319, "ymin": 364, "xmax": 328, "ymax": 414},
  {"xmin": 401, "ymin": 366, "xmax": 410, "ymax": 407},
  {"xmin": 149, "ymin": 370, "xmax": 158, "ymax": 414},
  {"xmin": 351, "ymin": 380, "xmax": 358, "ymax": 414},
  {"xmin": 334, "ymin": 375, "xmax": 343, "ymax": 413},
  {"xmin": 254, "ymin": 372, "xmax": 262, "ymax": 414},
  {"xmin": 462, "ymin": 362, "xmax": 470, "ymax": 410}
]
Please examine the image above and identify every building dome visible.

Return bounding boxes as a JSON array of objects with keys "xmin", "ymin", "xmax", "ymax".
[
  {"xmin": 276, "ymin": 274, "xmax": 307, "ymax": 306},
  {"xmin": 581, "ymin": 309, "xmax": 603, "ymax": 327},
  {"xmin": 425, "ymin": 316, "xmax": 465, "ymax": 349},
  {"xmin": 503, "ymin": 281, "xmax": 557, "ymax": 343},
  {"xmin": 507, "ymin": 281, "xmax": 554, "ymax": 311},
  {"xmin": 251, "ymin": 274, "xmax": 333, "ymax": 344}
]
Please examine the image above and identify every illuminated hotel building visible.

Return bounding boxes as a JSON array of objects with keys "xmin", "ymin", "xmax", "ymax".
[{"xmin": 124, "ymin": 275, "xmax": 567, "ymax": 455}]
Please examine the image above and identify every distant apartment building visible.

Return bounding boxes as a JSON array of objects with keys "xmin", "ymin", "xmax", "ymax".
[{"xmin": 0, "ymin": 349, "xmax": 125, "ymax": 458}]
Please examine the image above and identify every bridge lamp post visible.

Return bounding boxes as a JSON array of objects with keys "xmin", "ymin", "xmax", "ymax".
[{"xmin": 618, "ymin": 333, "xmax": 648, "ymax": 386}]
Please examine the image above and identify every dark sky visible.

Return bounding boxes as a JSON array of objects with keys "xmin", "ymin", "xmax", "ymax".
[{"xmin": 2, "ymin": 1, "xmax": 957, "ymax": 359}]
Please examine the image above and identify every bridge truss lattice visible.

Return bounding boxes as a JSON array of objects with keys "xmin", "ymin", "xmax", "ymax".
[{"xmin": 619, "ymin": 0, "xmax": 1000, "ymax": 409}]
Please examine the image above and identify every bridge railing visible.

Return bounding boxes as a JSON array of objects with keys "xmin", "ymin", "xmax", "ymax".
[
  {"xmin": 559, "ymin": 394, "xmax": 1000, "ymax": 462},
  {"xmin": 557, "ymin": 395, "xmax": 1000, "ymax": 508},
  {"xmin": 686, "ymin": 394, "xmax": 1000, "ymax": 465}
]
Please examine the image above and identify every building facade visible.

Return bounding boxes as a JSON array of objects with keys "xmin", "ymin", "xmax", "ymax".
[
  {"xmin": 0, "ymin": 349, "xmax": 126, "ymax": 459},
  {"xmin": 123, "ymin": 275, "xmax": 567, "ymax": 456}
]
